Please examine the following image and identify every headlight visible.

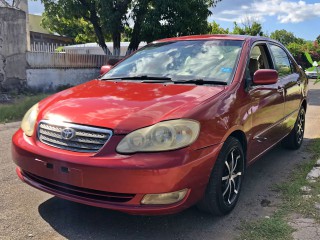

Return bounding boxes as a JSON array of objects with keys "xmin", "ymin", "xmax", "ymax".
[
  {"xmin": 21, "ymin": 103, "xmax": 39, "ymax": 137},
  {"xmin": 116, "ymin": 119, "xmax": 200, "ymax": 153}
]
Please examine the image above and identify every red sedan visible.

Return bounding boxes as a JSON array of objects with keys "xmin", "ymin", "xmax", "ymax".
[{"xmin": 12, "ymin": 35, "xmax": 308, "ymax": 215}]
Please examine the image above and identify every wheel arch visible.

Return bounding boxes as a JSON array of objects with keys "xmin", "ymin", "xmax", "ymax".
[
  {"xmin": 229, "ymin": 130, "xmax": 247, "ymax": 163},
  {"xmin": 301, "ymin": 99, "xmax": 307, "ymax": 111}
]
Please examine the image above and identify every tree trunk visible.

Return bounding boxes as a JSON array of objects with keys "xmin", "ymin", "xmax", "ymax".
[
  {"xmin": 127, "ymin": 0, "xmax": 149, "ymax": 55},
  {"xmin": 92, "ymin": 22, "xmax": 112, "ymax": 55},
  {"xmin": 78, "ymin": 0, "xmax": 112, "ymax": 55},
  {"xmin": 127, "ymin": 27, "xmax": 141, "ymax": 55},
  {"xmin": 113, "ymin": 32, "xmax": 121, "ymax": 56}
]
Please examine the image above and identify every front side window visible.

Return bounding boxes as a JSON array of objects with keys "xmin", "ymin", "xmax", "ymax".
[
  {"xmin": 269, "ymin": 45, "xmax": 292, "ymax": 77},
  {"xmin": 102, "ymin": 40, "xmax": 244, "ymax": 84}
]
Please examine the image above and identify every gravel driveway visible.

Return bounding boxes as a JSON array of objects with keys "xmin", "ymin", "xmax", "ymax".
[{"xmin": 1, "ymin": 81, "xmax": 319, "ymax": 240}]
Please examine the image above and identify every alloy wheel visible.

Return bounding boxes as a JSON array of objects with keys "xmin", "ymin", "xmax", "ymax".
[
  {"xmin": 221, "ymin": 147, "xmax": 243, "ymax": 206},
  {"xmin": 296, "ymin": 110, "xmax": 305, "ymax": 145}
]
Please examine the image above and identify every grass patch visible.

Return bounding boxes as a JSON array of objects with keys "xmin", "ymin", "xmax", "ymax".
[
  {"xmin": 0, "ymin": 94, "xmax": 49, "ymax": 123},
  {"xmin": 239, "ymin": 139, "xmax": 320, "ymax": 240},
  {"xmin": 239, "ymin": 213, "xmax": 293, "ymax": 240},
  {"xmin": 275, "ymin": 139, "xmax": 320, "ymax": 220}
]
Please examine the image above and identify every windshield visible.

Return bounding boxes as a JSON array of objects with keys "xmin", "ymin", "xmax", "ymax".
[{"xmin": 102, "ymin": 40, "xmax": 244, "ymax": 84}]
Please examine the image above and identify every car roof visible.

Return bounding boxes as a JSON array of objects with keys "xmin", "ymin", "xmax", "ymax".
[{"xmin": 154, "ymin": 34, "xmax": 271, "ymax": 43}]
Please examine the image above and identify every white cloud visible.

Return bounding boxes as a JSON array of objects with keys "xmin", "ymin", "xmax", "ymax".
[{"xmin": 212, "ymin": 0, "xmax": 320, "ymax": 24}]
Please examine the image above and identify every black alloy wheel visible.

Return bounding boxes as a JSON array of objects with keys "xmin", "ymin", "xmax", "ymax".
[
  {"xmin": 197, "ymin": 137, "xmax": 245, "ymax": 215},
  {"xmin": 282, "ymin": 107, "xmax": 306, "ymax": 150}
]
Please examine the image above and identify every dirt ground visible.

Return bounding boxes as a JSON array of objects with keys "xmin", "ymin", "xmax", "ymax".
[{"xmin": 0, "ymin": 81, "xmax": 319, "ymax": 240}]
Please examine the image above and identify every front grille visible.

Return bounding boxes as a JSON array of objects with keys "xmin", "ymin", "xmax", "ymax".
[
  {"xmin": 38, "ymin": 120, "xmax": 112, "ymax": 153},
  {"xmin": 22, "ymin": 171, "xmax": 135, "ymax": 203}
]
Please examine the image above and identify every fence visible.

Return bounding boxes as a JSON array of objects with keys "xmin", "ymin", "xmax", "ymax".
[
  {"xmin": 27, "ymin": 52, "xmax": 123, "ymax": 69},
  {"xmin": 30, "ymin": 42, "xmax": 68, "ymax": 52}
]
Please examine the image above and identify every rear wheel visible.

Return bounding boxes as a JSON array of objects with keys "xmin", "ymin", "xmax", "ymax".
[
  {"xmin": 197, "ymin": 137, "xmax": 245, "ymax": 215},
  {"xmin": 282, "ymin": 107, "xmax": 305, "ymax": 150}
]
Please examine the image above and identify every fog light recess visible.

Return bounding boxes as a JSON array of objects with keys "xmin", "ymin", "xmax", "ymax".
[{"xmin": 141, "ymin": 189, "xmax": 188, "ymax": 205}]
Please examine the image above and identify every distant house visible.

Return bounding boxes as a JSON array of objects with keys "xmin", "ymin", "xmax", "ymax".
[
  {"xmin": 64, "ymin": 42, "xmax": 147, "ymax": 56},
  {"xmin": 29, "ymin": 14, "xmax": 73, "ymax": 47}
]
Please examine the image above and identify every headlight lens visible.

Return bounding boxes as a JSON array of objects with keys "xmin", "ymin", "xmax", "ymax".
[
  {"xmin": 116, "ymin": 119, "xmax": 200, "ymax": 153},
  {"xmin": 21, "ymin": 103, "xmax": 39, "ymax": 137}
]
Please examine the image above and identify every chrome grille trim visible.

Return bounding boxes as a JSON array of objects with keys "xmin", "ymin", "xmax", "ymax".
[{"xmin": 37, "ymin": 120, "xmax": 113, "ymax": 153}]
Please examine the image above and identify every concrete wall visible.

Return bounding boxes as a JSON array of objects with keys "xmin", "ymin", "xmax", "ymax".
[
  {"xmin": 0, "ymin": 7, "xmax": 27, "ymax": 91},
  {"xmin": 27, "ymin": 68, "xmax": 100, "ymax": 91}
]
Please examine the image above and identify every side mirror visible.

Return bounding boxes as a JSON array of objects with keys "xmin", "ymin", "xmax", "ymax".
[
  {"xmin": 100, "ymin": 58, "xmax": 121, "ymax": 75},
  {"xmin": 100, "ymin": 65, "xmax": 112, "ymax": 75},
  {"xmin": 253, "ymin": 69, "xmax": 278, "ymax": 85}
]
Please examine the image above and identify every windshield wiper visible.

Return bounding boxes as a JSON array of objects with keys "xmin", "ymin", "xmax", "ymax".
[
  {"xmin": 173, "ymin": 79, "xmax": 228, "ymax": 85},
  {"xmin": 102, "ymin": 75, "xmax": 172, "ymax": 82}
]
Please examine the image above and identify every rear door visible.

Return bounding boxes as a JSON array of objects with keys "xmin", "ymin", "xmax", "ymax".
[{"xmin": 268, "ymin": 44, "xmax": 302, "ymax": 134}]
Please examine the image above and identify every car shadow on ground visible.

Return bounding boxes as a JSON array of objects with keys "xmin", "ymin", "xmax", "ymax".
[{"xmin": 38, "ymin": 142, "xmax": 312, "ymax": 240}]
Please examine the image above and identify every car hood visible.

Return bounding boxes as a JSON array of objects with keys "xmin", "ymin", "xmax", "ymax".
[{"xmin": 39, "ymin": 80, "xmax": 224, "ymax": 134}]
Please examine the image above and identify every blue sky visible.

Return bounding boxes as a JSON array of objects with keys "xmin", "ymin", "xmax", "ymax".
[
  {"xmin": 28, "ymin": 0, "xmax": 320, "ymax": 41},
  {"xmin": 209, "ymin": 0, "xmax": 320, "ymax": 41}
]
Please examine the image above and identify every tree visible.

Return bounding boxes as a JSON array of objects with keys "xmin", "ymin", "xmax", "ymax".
[
  {"xmin": 40, "ymin": 0, "xmax": 113, "ymax": 55},
  {"xmin": 270, "ymin": 29, "xmax": 304, "ymax": 46},
  {"xmin": 41, "ymin": 13, "xmax": 100, "ymax": 44},
  {"xmin": 138, "ymin": 0, "xmax": 217, "ymax": 44},
  {"xmin": 39, "ymin": 0, "xmax": 222, "ymax": 55},
  {"xmin": 232, "ymin": 21, "xmax": 263, "ymax": 36},
  {"xmin": 99, "ymin": 0, "xmax": 132, "ymax": 54},
  {"xmin": 317, "ymin": 35, "xmax": 320, "ymax": 44},
  {"xmin": 208, "ymin": 21, "xmax": 229, "ymax": 34}
]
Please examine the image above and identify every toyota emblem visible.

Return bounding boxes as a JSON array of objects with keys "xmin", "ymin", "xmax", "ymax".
[{"xmin": 61, "ymin": 128, "xmax": 76, "ymax": 140}]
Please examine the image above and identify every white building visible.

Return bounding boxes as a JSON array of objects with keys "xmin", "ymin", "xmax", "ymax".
[{"xmin": 64, "ymin": 42, "xmax": 147, "ymax": 56}]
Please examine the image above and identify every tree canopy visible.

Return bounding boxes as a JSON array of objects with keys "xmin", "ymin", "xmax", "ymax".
[
  {"xmin": 39, "ymin": 0, "xmax": 222, "ymax": 55},
  {"xmin": 270, "ymin": 29, "xmax": 304, "ymax": 46},
  {"xmin": 208, "ymin": 21, "xmax": 229, "ymax": 34},
  {"xmin": 208, "ymin": 20, "xmax": 263, "ymax": 36},
  {"xmin": 232, "ymin": 21, "xmax": 263, "ymax": 36},
  {"xmin": 317, "ymin": 35, "xmax": 320, "ymax": 44}
]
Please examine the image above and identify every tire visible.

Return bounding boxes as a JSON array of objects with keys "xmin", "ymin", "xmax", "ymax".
[
  {"xmin": 282, "ymin": 107, "xmax": 306, "ymax": 150},
  {"xmin": 197, "ymin": 137, "xmax": 245, "ymax": 216}
]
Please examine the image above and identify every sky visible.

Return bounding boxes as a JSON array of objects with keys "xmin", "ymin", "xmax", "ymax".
[
  {"xmin": 27, "ymin": 0, "xmax": 320, "ymax": 41},
  {"xmin": 209, "ymin": 0, "xmax": 320, "ymax": 41}
]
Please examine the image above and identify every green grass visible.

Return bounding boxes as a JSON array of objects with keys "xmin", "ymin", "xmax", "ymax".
[
  {"xmin": 0, "ymin": 94, "xmax": 49, "ymax": 123},
  {"xmin": 239, "ymin": 213, "xmax": 293, "ymax": 240},
  {"xmin": 239, "ymin": 139, "xmax": 320, "ymax": 240}
]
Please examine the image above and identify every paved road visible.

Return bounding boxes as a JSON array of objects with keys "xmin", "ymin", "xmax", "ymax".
[{"xmin": 1, "ymin": 81, "xmax": 319, "ymax": 240}]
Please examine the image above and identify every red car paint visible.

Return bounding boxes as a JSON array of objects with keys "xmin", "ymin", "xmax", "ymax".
[{"xmin": 12, "ymin": 35, "xmax": 308, "ymax": 215}]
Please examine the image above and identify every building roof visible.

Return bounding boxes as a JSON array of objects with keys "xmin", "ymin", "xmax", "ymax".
[
  {"xmin": 29, "ymin": 14, "xmax": 50, "ymax": 34},
  {"xmin": 64, "ymin": 42, "xmax": 147, "ymax": 49}
]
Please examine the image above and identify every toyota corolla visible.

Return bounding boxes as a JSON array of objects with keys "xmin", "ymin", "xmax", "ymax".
[{"xmin": 12, "ymin": 35, "xmax": 308, "ymax": 215}]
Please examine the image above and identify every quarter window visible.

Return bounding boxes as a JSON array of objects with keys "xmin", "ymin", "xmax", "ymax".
[{"xmin": 269, "ymin": 45, "xmax": 292, "ymax": 77}]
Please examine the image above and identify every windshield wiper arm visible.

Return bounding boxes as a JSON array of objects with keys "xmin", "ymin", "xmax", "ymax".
[
  {"xmin": 173, "ymin": 79, "xmax": 228, "ymax": 85},
  {"xmin": 103, "ymin": 75, "xmax": 172, "ymax": 81}
]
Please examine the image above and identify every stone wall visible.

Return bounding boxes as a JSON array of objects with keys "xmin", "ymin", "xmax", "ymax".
[
  {"xmin": 0, "ymin": 7, "xmax": 27, "ymax": 92},
  {"xmin": 27, "ymin": 68, "xmax": 100, "ymax": 92}
]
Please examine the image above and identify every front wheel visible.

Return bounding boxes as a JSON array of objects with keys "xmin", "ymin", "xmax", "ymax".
[
  {"xmin": 197, "ymin": 137, "xmax": 245, "ymax": 215},
  {"xmin": 282, "ymin": 107, "xmax": 306, "ymax": 150}
]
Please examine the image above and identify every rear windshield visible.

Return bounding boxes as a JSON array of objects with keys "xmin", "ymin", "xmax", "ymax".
[{"xmin": 102, "ymin": 40, "xmax": 244, "ymax": 84}]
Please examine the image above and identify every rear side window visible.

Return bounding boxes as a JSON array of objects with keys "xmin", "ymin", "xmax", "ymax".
[{"xmin": 269, "ymin": 45, "xmax": 292, "ymax": 77}]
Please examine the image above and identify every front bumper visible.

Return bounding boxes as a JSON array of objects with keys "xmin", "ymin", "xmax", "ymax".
[{"xmin": 12, "ymin": 129, "xmax": 223, "ymax": 215}]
